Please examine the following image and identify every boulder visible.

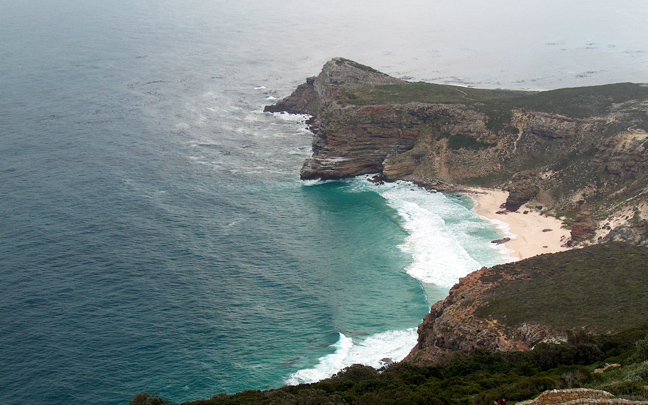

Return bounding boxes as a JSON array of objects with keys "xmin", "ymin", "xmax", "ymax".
[
  {"xmin": 570, "ymin": 211, "xmax": 597, "ymax": 241},
  {"xmin": 505, "ymin": 171, "xmax": 539, "ymax": 212}
]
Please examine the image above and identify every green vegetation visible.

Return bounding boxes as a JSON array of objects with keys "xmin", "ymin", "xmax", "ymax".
[
  {"xmin": 485, "ymin": 111, "xmax": 514, "ymax": 133},
  {"xmin": 344, "ymin": 82, "xmax": 530, "ymax": 106},
  {"xmin": 336, "ymin": 58, "xmax": 381, "ymax": 74},
  {"xmin": 130, "ymin": 393, "xmax": 173, "ymax": 405},
  {"xmin": 344, "ymin": 81, "xmax": 648, "ymax": 119},
  {"xmin": 474, "ymin": 243, "xmax": 648, "ymax": 332},
  {"xmin": 135, "ymin": 328, "xmax": 648, "ymax": 404},
  {"xmin": 460, "ymin": 172, "xmax": 516, "ymax": 188},
  {"xmin": 511, "ymin": 83, "xmax": 648, "ymax": 118},
  {"xmin": 446, "ymin": 133, "xmax": 495, "ymax": 151}
]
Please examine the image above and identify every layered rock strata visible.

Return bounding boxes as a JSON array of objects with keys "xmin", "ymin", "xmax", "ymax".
[{"xmin": 266, "ymin": 58, "xmax": 648, "ymax": 244}]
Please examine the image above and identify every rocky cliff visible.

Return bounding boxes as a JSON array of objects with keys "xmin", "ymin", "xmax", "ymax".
[
  {"xmin": 405, "ymin": 242, "xmax": 648, "ymax": 364},
  {"xmin": 266, "ymin": 58, "xmax": 648, "ymax": 245},
  {"xmin": 266, "ymin": 59, "xmax": 648, "ymax": 365}
]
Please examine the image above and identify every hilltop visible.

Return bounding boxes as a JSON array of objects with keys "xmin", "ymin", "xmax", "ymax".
[{"xmin": 406, "ymin": 242, "xmax": 648, "ymax": 364}]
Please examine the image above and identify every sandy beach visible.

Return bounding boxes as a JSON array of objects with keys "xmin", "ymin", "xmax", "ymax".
[{"xmin": 464, "ymin": 187, "xmax": 571, "ymax": 260}]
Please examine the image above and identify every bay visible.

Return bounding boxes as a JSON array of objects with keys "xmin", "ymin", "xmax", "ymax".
[{"xmin": 1, "ymin": 1, "xmax": 647, "ymax": 403}]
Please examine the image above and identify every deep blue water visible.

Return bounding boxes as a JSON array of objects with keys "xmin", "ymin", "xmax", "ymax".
[{"xmin": 2, "ymin": 0, "xmax": 647, "ymax": 404}]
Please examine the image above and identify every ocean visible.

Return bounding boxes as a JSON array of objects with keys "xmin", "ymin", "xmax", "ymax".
[{"xmin": 1, "ymin": 0, "xmax": 647, "ymax": 403}]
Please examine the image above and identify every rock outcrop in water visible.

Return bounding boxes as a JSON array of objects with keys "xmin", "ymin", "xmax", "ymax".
[{"xmin": 266, "ymin": 58, "xmax": 648, "ymax": 245}]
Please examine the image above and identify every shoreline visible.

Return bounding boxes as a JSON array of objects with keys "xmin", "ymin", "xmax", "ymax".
[{"xmin": 462, "ymin": 187, "xmax": 571, "ymax": 260}]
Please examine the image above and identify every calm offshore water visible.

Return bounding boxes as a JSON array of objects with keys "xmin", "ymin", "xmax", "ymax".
[{"xmin": 1, "ymin": 1, "xmax": 647, "ymax": 403}]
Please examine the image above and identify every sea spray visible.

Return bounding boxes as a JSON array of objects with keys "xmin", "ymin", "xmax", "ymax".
[{"xmin": 286, "ymin": 329, "xmax": 418, "ymax": 385}]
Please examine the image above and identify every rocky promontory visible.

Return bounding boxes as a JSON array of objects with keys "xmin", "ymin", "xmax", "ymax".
[
  {"xmin": 266, "ymin": 58, "xmax": 648, "ymax": 245},
  {"xmin": 134, "ymin": 60, "xmax": 648, "ymax": 405},
  {"xmin": 405, "ymin": 242, "xmax": 648, "ymax": 364},
  {"xmin": 264, "ymin": 58, "xmax": 648, "ymax": 365}
]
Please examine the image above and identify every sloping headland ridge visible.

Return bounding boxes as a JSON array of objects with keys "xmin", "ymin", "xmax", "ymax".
[{"xmin": 266, "ymin": 57, "xmax": 648, "ymax": 245}]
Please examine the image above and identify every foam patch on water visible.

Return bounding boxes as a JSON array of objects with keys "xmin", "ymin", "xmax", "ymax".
[
  {"xmin": 375, "ymin": 183, "xmax": 477, "ymax": 287},
  {"xmin": 300, "ymin": 178, "xmax": 338, "ymax": 187},
  {"xmin": 269, "ymin": 111, "xmax": 311, "ymax": 122},
  {"xmin": 343, "ymin": 177, "xmax": 514, "ymax": 287},
  {"xmin": 286, "ymin": 328, "xmax": 417, "ymax": 385},
  {"xmin": 390, "ymin": 198, "xmax": 481, "ymax": 288}
]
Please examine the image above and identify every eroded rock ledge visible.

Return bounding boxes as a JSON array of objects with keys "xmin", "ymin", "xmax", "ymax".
[{"xmin": 518, "ymin": 388, "xmax": 648, "ymax": 405}]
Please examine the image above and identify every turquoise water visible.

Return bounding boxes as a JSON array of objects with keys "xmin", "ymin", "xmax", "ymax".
[{"xmin": 2, "ymin": 0, "xmax": 647, "ymax": 404}]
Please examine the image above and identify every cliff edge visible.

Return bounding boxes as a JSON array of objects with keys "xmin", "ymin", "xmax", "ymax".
[{"xmin": 405, "ymin": 242, "xmax": 648, "ymax": 364}]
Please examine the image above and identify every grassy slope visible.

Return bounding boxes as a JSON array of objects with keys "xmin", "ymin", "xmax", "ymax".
[
  {"xmin": 345, "ymin": 81, "xmax": 648, "ymax": 119},
  {"xmin": 474, "ymin": 243, "xmax": 648, "ymax": 332}
]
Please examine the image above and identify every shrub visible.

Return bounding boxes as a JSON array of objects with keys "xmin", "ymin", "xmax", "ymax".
[
  {"xmin": 446, "ymin": 133, "xmax": 494, "ymax": 150},
  {"xmin": 606, "ymin": 381, "xmax": 648, "ymax": 399},
  {"xmin": 628, "ymin": 336, "xmax": 648, "ymax": 364},
  {"xmin": 129, "ymin": 393, "xmax": 170, "ymax": 405},
  {"xmin": 331, "ymin": 364, "xmax": 378, "ymax": 383}
]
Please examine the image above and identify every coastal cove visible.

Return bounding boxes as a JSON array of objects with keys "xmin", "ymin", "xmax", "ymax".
[
  {"xmin": 280, "ymin": 176, "xmax": 517, "ymax": 386},
  {"xmin": 465, "ymin": 187, "xmax": 571, "ymax": 260},
  {"xmin": 255, "ymin": 55, "xmax": 648, "ymax": 389},
  {"xmin": 167, "ymin": 56, "xmax": 648, "ymax": 402},
  {"xmin": 3, "ymin": 1, "xmax": 648, "ymax": 404}
]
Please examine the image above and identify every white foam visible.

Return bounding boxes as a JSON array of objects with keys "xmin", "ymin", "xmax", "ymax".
[
  {"xmin": 174, "ymin": 122, "xmax": 190, "ymax": 132},
  {"xmin": 394, "ymin": 199, "xmax": 480, "ymax": 288},
  {"xmin": 300, "ymin": 179, "xmax": 338, "ymax": 187},
  {"xmin": 371, "ymin": 182, "xmax": 479, "ymax": 288},
  {"xmin": 340, "ymin": 177, "xmax": 512, "ymax": 287},
  {"xmin": 307, "ymin": 176, "xmax": 514, "ymax": 287},
  {"xmin": 270, "ymin": 111, "xmax": 312, "ymax": 123},
  {"xmin": 286, "ymin": 328, "xmax": 417, "ymax": 385}
]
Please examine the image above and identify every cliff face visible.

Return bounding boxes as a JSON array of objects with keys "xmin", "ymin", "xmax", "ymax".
[
  {"xmin": 266, "ymin": 58, "xmax": 648, "ymax": 244},
  {"xmin": 406, "ymin": 264, "xmax": 558, "ymax": 364},
  {"xmin": 405, "ymin": 243, "xmax": 648, "ymax": 364},
  {"xmin": 266, "ymin": 58, "xmax": 411, "ymax": 180}
]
